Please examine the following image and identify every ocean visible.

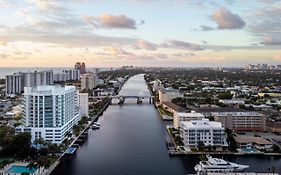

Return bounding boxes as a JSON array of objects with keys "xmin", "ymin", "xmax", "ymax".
[{"xmin": 0, "ymin": 67, "xmax": 111, "ymax": 79}]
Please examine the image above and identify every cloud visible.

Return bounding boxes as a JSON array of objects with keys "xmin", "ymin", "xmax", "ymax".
[
  {"xmin": 211, "ymin": 8, "xmax": 245, "ymax": 29},
  {"xmin": 165, "ymin": 40, "xmax": 204, "ymax": 50},
  {"xmin": 248, "ymin": 5, "xmax": 281, "ymax": 44},
  {"xmin": 83, "ymin": 13, "xmax": 138, "ymax": 29},
  {"xmin": 137, "ymin": 40, "xmax": 157, "ymax": 50},
  {"xmin": 260, "ymin": 37, "xmax": 281, "ymax": 45},
  {"xmin": 200, "ymin": 25, "xmax": 215, "ymax": 31}
]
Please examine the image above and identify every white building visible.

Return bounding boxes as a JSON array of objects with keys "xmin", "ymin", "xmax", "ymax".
[
  {"xmin": 180, "ymin": 119, "xmax": 225, "ymax": 149},
  {"xmin": 174, "ymin": 111, "xmax": 205, "ymax": 129},
  {"xmin": 62, "ymin": 69, "xmax": 80, "ymax": 81},
  {"xmin": 152, "ymin": 79, "xmax": 162, "ymax": 92},
  {"xmin": 78, "ymin": 93, "xmax": 89, "ymax": 117},
  {"xmin": 81, "ymin": 73, "xmax": 97, "ymax": 90},
  {"xmin": 219, "ymin": 99, "xmax": 245, "ymax": 106},
  {"xmin": 23, "ymin": 71, "xmax": 53, "ymax": 87},
  {"xmin": 16, "ymin": 85, "xmax": 80, "ymax": 144},
  {"xmin": 159, "ymin": 88, "xmax": 182, "ymax": 104},
  {"xmin": 5, "ymin": 73, "xmax": 23, "ymax": 97}
]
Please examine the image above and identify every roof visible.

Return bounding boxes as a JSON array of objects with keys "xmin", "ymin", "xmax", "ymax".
[
  {"xmin": 195, "ymin": 107, "xmax": 247, "ymax": 113},
  {"xmin": 234, "ymin": 135, "xmax": 272, "ymax": 145},
  {"xmin": 162, "ymin": 102, "xmax": 185, "ymax": 112},
  {"xmin": 181, "ymin": 119, "xmax": 223, "ymax": 129},
  {"xmin": 159, "ymin": 88, "xmax": 180, "ymax": 93},
  {"xmin": 211, "ymin": 111, "xmax": 263, "ymax": 117},
  {"xmin": 176, "ymin": 111, "xmax": 204, "ymax": 118}
]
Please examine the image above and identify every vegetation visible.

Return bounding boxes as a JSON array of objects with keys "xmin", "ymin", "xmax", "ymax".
[
  {"xmin": 158, "ymin": 105, "xmax": 173, "ymax": 117},
  {"xmin": 225, "ymin": 129, "xmax": 237, "ymax": 152}
]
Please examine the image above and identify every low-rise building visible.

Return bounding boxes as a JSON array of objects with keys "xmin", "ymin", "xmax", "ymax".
[
  {"xmin": 159, "ymin": 88, "xmax": 182, "ymax": 104},
  {"xmin": 234, "ymin": 135, "xmax": 273, "ymax": 150},
  {"xmin": 174, "ymin": 111, "xmax": 204, "ymax": 129},
  {"xmin": 162, "ymin": 102, "xmax": 185, "ymax": 114},
  {"xmin": 212, "ymin": 112, "xmax": 267, "ymax": 132},
  {"xmin": 180, "ymin": 119, "xmax": 225, "ymax": 149},
  {"xmin": 219, "ymin": 99, "xmax": 245, "ymax": 106}
]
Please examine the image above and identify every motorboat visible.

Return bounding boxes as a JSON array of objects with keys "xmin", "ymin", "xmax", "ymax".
[{"xmin": 194, "ymin": 155, "xmax": 249, "ymax": 174}]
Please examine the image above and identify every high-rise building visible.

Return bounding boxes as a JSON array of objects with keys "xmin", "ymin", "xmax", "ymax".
[
  {"xmin": 5, "ymin": 70, "xmax": 53, "ymax": 97},
  {"xmin": 62, "ymin": 69, "xmax": 80, "ymax": 81},
  {"xmin": 23, "ymin": 71, "xmax": 53, "ymax": 87},
  {"xmin": 15, "ymin": 85, "xmax": 80, "ymax": 144},
  {"xmin": 5, "ymin": 73, "xmax": 24, "ymax": 97},
  {"xmin": 81, "ymin": 73, "xmax": 97, "ymax": 90},
  {"xmin": 77, "ymin": 93, "xmax": 89, "ymax": 117},
  {"xmin": 74, "ymin": 62, "xmax": 86, "ymax": 74},
  {"xmin": 81, "ymin": 62, "xmax": 86, "ymax": 74}
]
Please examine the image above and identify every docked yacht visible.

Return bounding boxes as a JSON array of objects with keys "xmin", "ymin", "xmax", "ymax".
[{"xmin": 194, "ymin": 155, "xmax": 249, "ymax": 174}]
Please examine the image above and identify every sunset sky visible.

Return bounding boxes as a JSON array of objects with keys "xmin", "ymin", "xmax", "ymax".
[{"xmin": 0, "ymin": 0, "xmax": 281, "ymax": 67}]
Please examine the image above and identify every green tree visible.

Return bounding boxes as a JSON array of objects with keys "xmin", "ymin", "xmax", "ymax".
[
  {"xmin": 197, "ymin": 141, "xmax": 205, "ymax": 151},
  {"xmin": 272, "ymin": 144, "xmax": 280, "ymax": 153},
  {"xmin": 218, "ymin": 92, "xmax": 233, "ymax": 99}
]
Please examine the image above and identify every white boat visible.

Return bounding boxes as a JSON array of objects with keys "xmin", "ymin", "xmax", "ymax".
[
  {"xmin": 94, "ymin": 122, "xmax": 101, "ymax": 126},
  {"xmin": 91, "ymin": 124, "xmax": 100, "ymax": 129},
  {"xmin": 194, "ymin": 155, "xmax": 249, "ymax": 174}
]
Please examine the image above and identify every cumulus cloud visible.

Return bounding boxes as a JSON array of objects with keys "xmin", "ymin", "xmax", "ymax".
[
  {"xmin": 83, "ymin": 13, "xmax": 138, "ymax": 29},
  {"xmin": 211, "ymin": 8, "xmax": 245, "ymax": 29},
  {"xmin": 137, "ymin": 40, "xmax": 157, "ymax": 50},
  {"xmin": 260, "ymin": 37, "xmax": 281, "ymax": 45}
]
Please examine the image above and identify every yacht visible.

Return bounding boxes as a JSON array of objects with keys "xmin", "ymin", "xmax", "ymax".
[{"xmin": 194, "ymin": 155, "xmax": 249, "ymax": 174}]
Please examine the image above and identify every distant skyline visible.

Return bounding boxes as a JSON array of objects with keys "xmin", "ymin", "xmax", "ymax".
[{"xmin": 0, "ymin": 0, "xmax": 281, "ymax": 67}]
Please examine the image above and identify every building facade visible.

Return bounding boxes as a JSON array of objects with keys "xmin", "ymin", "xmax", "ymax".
[
  {"xmin": 5, "ymin": 70, "xmax": 53, "ymax": 97},
  {"xmin": 174, "ymin": 111, "xmax": 205, "ymax": 129},
  {"xmin": 159, "ymin": 88, "xmax": 182, "ymax": 104},
  {"xmin": 78, "ymin": 93, "xmax": 89, "ymax": 117},
  {"xmin": 5, "ymin": 73, "xmax": 24, "ymax": 97},
  {"xmin": 212, "ymin": 112, "xmax": 267, "ymax": 132},
  {"xmin": 16, "ymin": 85, "xmax": 80, "ymax": 144},
  {"xmin": 81, "ymin": 73, "xmax": 97, "ymax": 90},
  {"xmin": 180, "ymin": 119, "xmax": 225, "ymax": 149}
]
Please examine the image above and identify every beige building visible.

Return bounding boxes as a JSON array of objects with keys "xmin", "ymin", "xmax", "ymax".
[
  {"xmin": 81, "ymin": 73, "xmax": 97, "ymax": 90},
  {"xmin": 159, "ymin": 88, "xmax": 182, "ymax": 104},
  {"xmin": 78, "ymin": 93, "xmax": 89, "ymax": 117},
  {"xmin": 212, "ymin": 112, "xmax": 267, "ymax": 132}
]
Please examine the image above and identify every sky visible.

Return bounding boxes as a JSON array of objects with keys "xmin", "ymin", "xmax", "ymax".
[{"xmin": 0, "ymin": 0, "xmax": 281, "ymax": 67}]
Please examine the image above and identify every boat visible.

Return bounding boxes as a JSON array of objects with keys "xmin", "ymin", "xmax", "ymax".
[
  {"xmin": 91, "ymin": 124, "xmax": 100, "ymax": 130},
  {"xmin": 194, "ymin": 155, "xmax": 249, "ymax": 174},
  {"xmin": 93, "ymin": 122, "xmax": 101, "ymax": 126}
]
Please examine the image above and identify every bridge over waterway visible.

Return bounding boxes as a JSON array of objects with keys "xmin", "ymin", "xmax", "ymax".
[{"xmin": 90, "ymin": 95, "xmax": 154, "ymax": 104}]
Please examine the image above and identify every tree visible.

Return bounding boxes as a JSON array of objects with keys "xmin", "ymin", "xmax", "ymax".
[
  {"xmin": 197, "ymin": 141, "xmax": 205, "ymax": 151},
  {"xmin": 218, "ymin": 92, "xmax": 233, "ymax": 99},
  {"xmin": 272, "ymin": 144, "xmax": 280, "ymax": 153}
]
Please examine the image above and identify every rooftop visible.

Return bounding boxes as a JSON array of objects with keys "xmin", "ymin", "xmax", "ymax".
[
  {"xmin": 211, "ymin": 111, "xmax": 263, "ymax": 117},
  {"xmin": 181, "ymin": 119, "xmax": 223, "ymax": 129},
  {"xmin": 162, "ymin": 102, "xmax": 185, "ymax": 112},
  {"xmin": 234, "ymin": 135, "xmax": 272, "ymax": 145}
]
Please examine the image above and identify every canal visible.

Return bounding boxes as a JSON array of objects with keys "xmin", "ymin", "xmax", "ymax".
[{"xmin": 52, "ymin": 74, "xmax": 281, "ymax": 175}]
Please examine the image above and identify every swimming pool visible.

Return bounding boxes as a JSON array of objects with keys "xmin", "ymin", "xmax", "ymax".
[
  {"xmin": 241, "ymin": 148, "xmax": 258, "ymax": 153},
  {"xmin": 7, "ymin": 165, "xmax": 37, "ymax": 174}
]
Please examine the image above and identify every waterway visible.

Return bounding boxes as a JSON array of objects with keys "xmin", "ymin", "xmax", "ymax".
[{"xmin": 52, "ymin": 74, "xmax": 281, "ymax": 175}]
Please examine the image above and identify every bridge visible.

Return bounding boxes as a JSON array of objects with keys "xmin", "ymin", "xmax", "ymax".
[{"xmin": 90, "ymin": 95, "xmax": 154, "ymax": 104}]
